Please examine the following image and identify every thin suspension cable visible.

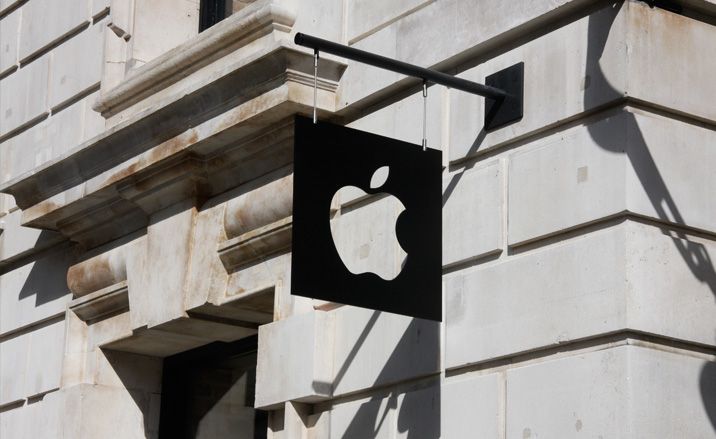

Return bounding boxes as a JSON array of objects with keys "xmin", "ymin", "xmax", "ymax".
[
  {"xmin": 422, "ymin": 81, "xmax": 428, "ymax": 151},
  {"xmin": 313, "ymin": 49, "xmax": 319, "ymax": 124}
]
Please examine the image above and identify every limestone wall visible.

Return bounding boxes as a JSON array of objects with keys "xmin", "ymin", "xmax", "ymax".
[
  {"xmin": 1, "ymin": 0, "xmax": 108, "ymax": 436},
  {"xmin": 1, "ymin": 0, "xmax": 715, "ymax": 438}
]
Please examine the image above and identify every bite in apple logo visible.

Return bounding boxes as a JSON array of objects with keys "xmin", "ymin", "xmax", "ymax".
[{"xmin": 291, "ymin": 116, "xmax": 442, "ymax": 321}]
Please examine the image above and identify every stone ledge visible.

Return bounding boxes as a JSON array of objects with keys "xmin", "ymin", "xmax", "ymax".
[
  {"xmin": 218, "ymin": 216, "xmax": 292, "ymax": 271},
  {"xmin": 69, "ymin": 281, "xmax": 128, "ymax": 323},
  {"xmin": 93, "ymin": 2, "xmax": 296, "ymax": 117},
  {"xmin": 0, "ymin": 43, "xmax": 345, "ymax": 249}
]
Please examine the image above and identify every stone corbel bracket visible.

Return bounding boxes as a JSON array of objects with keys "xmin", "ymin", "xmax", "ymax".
[
  {"xmin": 67, "ymin": 246, "xmax": 129, "ymax": 323},
  {"xmin": 219, "ymin": 173, "xmax": 293, "ymax": 271},
  {"xmin": 0, "ymin": 3, "xmax": 346, "ymax": 250}
]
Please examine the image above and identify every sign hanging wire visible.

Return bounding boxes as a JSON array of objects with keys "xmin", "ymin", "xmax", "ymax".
[
  {"xmin": 422, "ymin": 80, "xmax": 428, "ymax": 151},
  {"xmin": 313, "ymin": 49, "xmax": 319, "ymax": 124}
]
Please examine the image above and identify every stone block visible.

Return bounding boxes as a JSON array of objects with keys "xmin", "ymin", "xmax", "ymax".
[
  {"xmin": 346, "ymin": 0, "xmax": 432, "ymax": 44},
  {"xmin": 94, "ymin": 350, "xmax": 163, "ymax": 392},
  {"xmin": 0, "ymin": 52, "xmax": 50, "ymax": 136},
  {"xmin": 24, "ymin": 319, "xmax": 65, "ymax": 397},
  {"xmin": 626, "ymin": 1, "xmax": 716, "ymax": 123},
  {"xmin": 442, "ymin": 160, "xmax": 502, "ymax": 267},
  {"xmin": 0, "ymin": 248, "xmax": 73, "ymax": 335},
  {"xmin": 330, "ymin": 307, "xmax": 440, "ymax": 398},
  {"xmin": 48, "ymin": 19, "xmax": 105, "ymax": 109},
  {"xmin": 0, "ymin": 403, "xmax": 25, "ymax": 438},
  {"xmin": 625, "ymin": 222, "xmax": 716, "ymax": 348},
  {"xmin": 127, "ymin": 203, "xmax": 194, "ymax": 329},
  {"xmin": 629, "ymin": 346, "xmax": 716, "ymax": 438},
  {"xmin": 0, "ymin": 97, "xmax": 84, "ymax": 185},
  {"xmin": 327, "ymin": 395, "xmax": 394, "ymax": 439},
  {"xmin": 441, "ymin": 373, "xmax": 500, "ymax": 439},
  {"xmin": 508, "ymin": 115, "xmax": 627, "ymax": 245},
  {"xmin": 82, "ymin": 90, "xmax": 106, "ymax": 141},
  {"xmin": 316, "ymin": 381, "xmax": 441, "ymax": 438},
  {"xmin": 445, "ymin": 224, "xmax": 628, "ymax": 369},
  {"xmin": 0, "ymin": 193, "xmax": 15, "ymax": 213},
  {"xmin": 506, "ymin": 346, "xmax": 629, "ymax": 438},
  {"xmin": 448, "ymin": 4, "xmax": 627, "ymax": 163},
  {"xmin": 46, "ymin": 98, "xmax": 85, "ymax": 161},
  {"xmin": 508, "ymin": 110, "xmax": 716, "ymax": 245},
  {"xmin": 0, "ymin": 208, "xmax": 43, "ymax": 261},
  {"xmin": 255, "ymin": 310, "xmax": 333, "ymax": 408},
  {"xmin": 91, "ymin": 0, "xmax": 110, "ymax": 18},
  {"xmin": 338, "ymin": 0, "xmax": 614, "ymax": 113},
  {"xmin": 0, "ymin": 331, "xmax": 29, "ymax": 404},
  {"xmin": 2, "ymin": 391, "xmax": 74, "ymax": 439},
  {"xmin": 130, "ymin": 0, "xmax": 199, "ymax": 66},
  {"xmin": 506, "ymin": 345, "xmax": 716, "ymax": 438},
  {"xmin": 18, "ymin": 0, "xmax": 88, "ymax": 61},
  {"xmin": 25, "ymin": 391, "xmax": 63, "ymax": 439},
  {"xmin": 0, "ymin": 121, "xmax": 48, "ymax": 184},
  {"xmin": 0, "ymin": 7, "xmax": 20, "ymax": 74},
  {"xmin": 623, "ymin": 109, "xmax": 716, "ymax": 235},
  {"xmin": 0, "ymin": 0, "xmax": 21, "ymax": 14},
  {"xmin": 287, "ymin": 0, "xmax": 342, "ymax": 45},
  {"xmin": 395, "ymin": 385, "xmax": 440, "ymax": 438},
  {"xmin": 61, "ymin": 384, "xmax": 151, "ymax": 439}
]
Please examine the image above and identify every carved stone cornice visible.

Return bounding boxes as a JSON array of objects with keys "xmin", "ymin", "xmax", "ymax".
[
  {"xmin": 0, "ymin": 42, "xmax": 345, "ymax": 249},
  {"xmin": 94, "ymin": 2, "xmax": 297, "ymax": 117}
]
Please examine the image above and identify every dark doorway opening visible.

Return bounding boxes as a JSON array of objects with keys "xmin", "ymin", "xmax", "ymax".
[{"xmin": 158, "ymin": 335, "xmax": 267, "ymax": 439}]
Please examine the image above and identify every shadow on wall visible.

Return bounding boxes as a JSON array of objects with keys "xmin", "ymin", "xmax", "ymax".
[
  {"xmin": 319, "ymin": 312, "xmax": 440, "ymax": 438},
  {"xmin": 585, "ymin": 2, "xmax": 716, "ymax": 431},
  {"xmin": 17, "ymin": 232, "xmax": 75, "ymax": 306}
]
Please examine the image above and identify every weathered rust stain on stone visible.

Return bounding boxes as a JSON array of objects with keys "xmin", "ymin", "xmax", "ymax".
[
  {"xmin": 67, "ymin": 256, "xmax": 114, "ymax": 297},
  {"xmin": 224, "ymin": 174, "xmax": 293, "ymax": 238}
]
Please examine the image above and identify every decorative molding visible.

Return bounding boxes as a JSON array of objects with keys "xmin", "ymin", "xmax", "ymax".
[
  {"xmin": 67, "ymin": 246, "xmax": 127, "ymax": 297},
  {"xmin": 94, "ymin": 2, "xmax": 297, "ymax": 116},
  {"xmin": 0, "ymin": 45, "xmax": 344, "ymax": 249},
  {"xmin": 70, "ymin": 281, "xmax": 129, "ymax": 322},
  {"xmin": 219, "ymin": 216, "xmax": 292, "ymax": 270},
  {"xmin": 224, "ymin": 173, "xmax": 292, "ymax": 239}
]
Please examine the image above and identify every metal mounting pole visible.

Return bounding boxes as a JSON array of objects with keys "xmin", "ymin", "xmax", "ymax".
[
  {"xmin": 296, "ymin": 33, "xmax": 506, "ymax": 99},
  {"xmin": 294, "ymin": 33, "xmax": 524, "ymax": 131}
]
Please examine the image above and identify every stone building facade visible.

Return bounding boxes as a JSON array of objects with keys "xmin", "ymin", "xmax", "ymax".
[{"xmin": 1, "ymin": 0, "xmax": 716, "ymax": 437}]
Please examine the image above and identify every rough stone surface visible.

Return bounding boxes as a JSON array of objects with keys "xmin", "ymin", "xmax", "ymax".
[
  {"xmin": 1, "ymin": 1, "xmax": 716, "ymax": 437},
  {"xmin": 18, "ymin": 0, "xmax": 88, "ymax": 61},
  {"xmin": 508, "ymin": 110, "xmax": 716, "ymax": 245},
  {"xmin": 442, "ymin": 160, "xmax": 502, "ymax": 267},
  {"xmin": 48, "ymin": 19, "xmax": 105, "ymax": 109},
  {"xmin": 0, "ymin": 6, "xmax": 20, "ymax": 74},
  {"xmin": 0, "ymin": 52, "xmax": 49, "ymax": 136},
  {"xmin": 506, "ymin": 345, "xmax": 716, "ymax": 438},
  {"xmin": 0, "ymin": 247, "xmax": 72, "ymax": 335},
  {"xmin": 441, "ymin": 373, "xmax": 501, "ymax": 439}
]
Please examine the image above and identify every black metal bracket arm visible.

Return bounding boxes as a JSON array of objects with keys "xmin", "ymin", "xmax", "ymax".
[{"xmin": 294, "ymin": 33, "xmax": 524, "ymax": 131}]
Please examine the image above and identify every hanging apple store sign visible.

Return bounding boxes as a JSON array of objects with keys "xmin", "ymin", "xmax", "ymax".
[
  {"xmin": 289, "ymin": 34, "xmax": 524, "ymax": 322},
  {"xmin": 291, "ymin": 116, "xmax": 443, "ymax": 321}
]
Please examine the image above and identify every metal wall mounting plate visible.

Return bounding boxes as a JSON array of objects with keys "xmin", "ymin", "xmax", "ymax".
[{"xmin": 484, "ymin": 62, "xmax": 524, "ymax": 131}]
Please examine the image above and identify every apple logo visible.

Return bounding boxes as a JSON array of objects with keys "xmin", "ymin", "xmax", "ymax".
[{"xmin": 329, "ymin": 166, "xmax": 407, "ymax": 281}]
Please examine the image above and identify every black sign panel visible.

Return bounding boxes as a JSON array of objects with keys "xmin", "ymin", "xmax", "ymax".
[{"xmin": 291, "ymin": 116, "xmax": 442, "ymax": 321}]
